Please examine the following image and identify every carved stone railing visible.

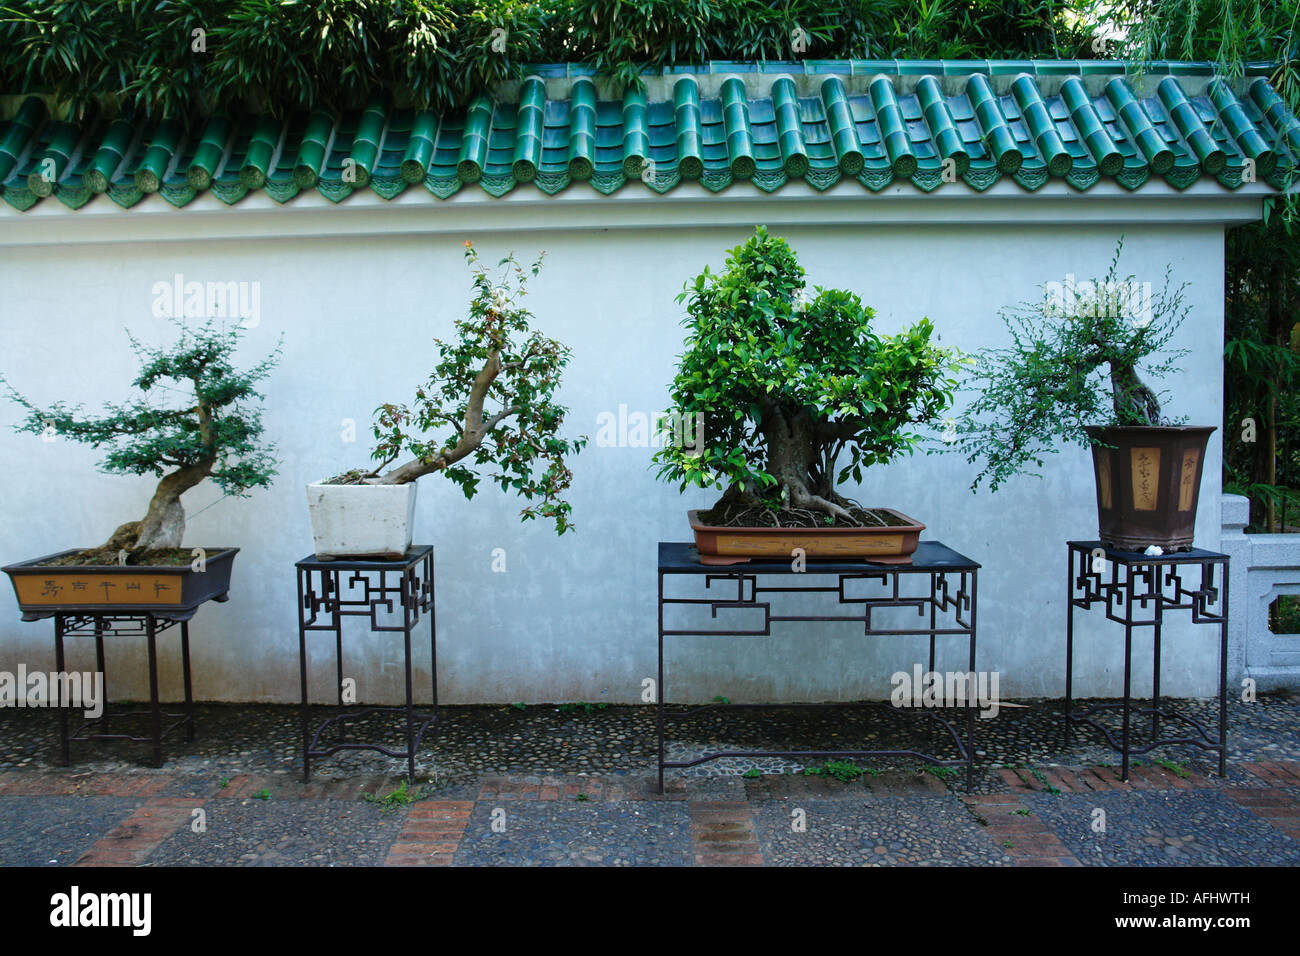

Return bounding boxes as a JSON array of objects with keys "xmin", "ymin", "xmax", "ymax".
[{"xmin": 1222, "ymin": 494, "xmax": 1300, "ymax": 691}]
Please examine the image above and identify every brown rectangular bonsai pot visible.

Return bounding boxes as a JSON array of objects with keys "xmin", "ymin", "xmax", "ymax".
[
  {"xmin": 688, "ymin": 509, "xmax": 924, "ymax": 566},
  {"xmin": 3, "ymin": 548, "xmax": 239, "ymax": 621}
]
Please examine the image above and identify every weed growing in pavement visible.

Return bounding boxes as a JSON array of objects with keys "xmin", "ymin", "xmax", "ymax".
[
  {"xmin": 1029, "ymin": 769, "xmax": 1061, "ymax": 795},
  {"xmin": 803, "ymin": 760, "xmax": 867, "ymax": 783},
  {"xmin": 922, "ymin": 764, "xmax": 959, "ymax": 782},
  {"xmin": 557, "ymin": 702, "xmax": 609, "ymax": 715},
  {"xmin": 364, "ymin": 779, "xmax": 422, "ymax": 811},
  {"xmin": 1155, "ymin": 758, "xmax": 1191, "ymax": 779}
]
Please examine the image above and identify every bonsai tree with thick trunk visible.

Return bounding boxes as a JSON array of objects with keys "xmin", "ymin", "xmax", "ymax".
[
  {"xmin": 1, "ymin": 320, "xmax": 280, "ymax": 562},
  {"xmin": 653, "ymin": 227, "xmax": 961, "ymax": 526},
  {"xmin": 954, "ymin": 239, "xmax": 1191, "ymax": 491},
  {"xmin": 341, "ymin": 242, "xmax": 586, "ymax": 534}
]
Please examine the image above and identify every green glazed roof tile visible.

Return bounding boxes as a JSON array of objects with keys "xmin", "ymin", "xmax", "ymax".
[{"xmin": 2, "ymin": 62, "xmax": 1295, "ymax": 211}]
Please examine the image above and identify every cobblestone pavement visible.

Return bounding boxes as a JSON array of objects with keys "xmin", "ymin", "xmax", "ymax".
[{"xmin": 0, "ymin": 695, "xmax": 1296, "ymax": 866}]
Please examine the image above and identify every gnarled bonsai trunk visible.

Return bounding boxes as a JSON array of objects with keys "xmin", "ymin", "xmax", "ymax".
[
  {"xmin": 373, "ymin": 349, "xmax": 518, "ymax": 486},
  {"xmin": 100, "ymin": 459, "xmax": 214, "ymax": 555},
  {"xmin": 718, "ymin": 404, "xmax": 862, "ymax": 524},
  {"xmin": 1109, "ymin": 361, "xmax": 1162, "ymax": 426}
]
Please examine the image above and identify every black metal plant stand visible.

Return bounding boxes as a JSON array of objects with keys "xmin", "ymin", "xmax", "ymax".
[
  {"xmin": 44, "ymin": 612, "xmax": 197, "ymax": 767},
  {"xmin": 295, "ymin": 546, "xmax": 436, "ymax": 784},
  {"xmin": 657, "ymin": 541, "xmax": 980, "ymax": 792},
  {"xmin": 1065, "ymin": 540, "xmax": 1229, "ymax": 780}
]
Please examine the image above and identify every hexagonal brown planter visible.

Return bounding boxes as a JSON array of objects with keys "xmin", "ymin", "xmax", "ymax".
[
  {"xmin": 688, "ymin": 509, "xmax": 924, "ymax": 566},
  {"xmin": 1085, "ymin": 425, "xmax": 1215, "ymax": 552}
]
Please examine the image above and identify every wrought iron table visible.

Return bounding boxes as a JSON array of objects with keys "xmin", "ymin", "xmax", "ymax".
[
  {"xmin": 295, "ymin": 546, "xmax": 436, "ymax": 784},
  {"xmin": 40, "ymin": 611, "xmax": 199, "ymax": 767},
  {"xmin": 657, "ymin": 540, "xmax": 980, "ymax": 792},
  {"xmin": 1065, "ymin": 540, "xmax": 1229, "ymax": 780}
]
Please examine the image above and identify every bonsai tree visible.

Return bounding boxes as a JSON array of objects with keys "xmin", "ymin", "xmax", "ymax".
[
  {"xmin": 338, "ymin": 241, "xmax": 586, "ymax": 534},
  {"xmin": 653, "ymin": 227, "xmax": 961, "ymax": 526},
  {"xmin": 954, "ymin": 240, "xmax": 1191, "ymax": 491},
  {"xmin": 0, "ymin": 320, "xmax": 281, "ymax": 562}
]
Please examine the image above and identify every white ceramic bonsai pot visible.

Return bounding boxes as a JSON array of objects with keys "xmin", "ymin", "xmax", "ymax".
[{"xmin": 306, "ymin": 480, "xmax": 418, "ymax": 560}]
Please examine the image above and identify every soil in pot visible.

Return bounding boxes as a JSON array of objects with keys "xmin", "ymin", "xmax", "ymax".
[
  {"xmin": 689, "ymin": 507, "xmax": 925, "ymax": 565},
  {"xmin": 697, "ymin": 502, "xmax": 914, "ymax": 529},
  {"xmin": 37, "ymin": 547, "xmax": 198, "ymax": 567}
]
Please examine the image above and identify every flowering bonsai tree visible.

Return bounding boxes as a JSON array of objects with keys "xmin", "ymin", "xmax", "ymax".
[
  {"xmin": 338, "ymin": 242, "xmax": 586, "ymax": 534},
  {"xmin": 1, "ymin": 321, "xmax": 281, "ymax": 563},
  {"xmin": 954, "ymin": 241, "xmax": 1190, "ymax": 491},
  {"xmin": 653, "ymin": 227, "xmax": 961, "ymax": 526}
]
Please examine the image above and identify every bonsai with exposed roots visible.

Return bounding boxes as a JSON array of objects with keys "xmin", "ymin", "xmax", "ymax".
[{"xmin": 653, "ymin": 227, "xmax": 961, "ymax": 527}]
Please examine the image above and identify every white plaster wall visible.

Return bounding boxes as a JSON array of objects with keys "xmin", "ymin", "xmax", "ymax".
[{"xmin": 0, "ymin": 191, "xmax": 1236, "ymax": 704}]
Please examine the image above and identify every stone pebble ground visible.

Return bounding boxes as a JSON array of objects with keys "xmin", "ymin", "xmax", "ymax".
[{"xmin": 0, "ymin": 696, "xmax": 1296, "ymax": 866}]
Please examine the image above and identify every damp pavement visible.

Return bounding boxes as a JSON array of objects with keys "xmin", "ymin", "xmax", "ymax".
[{"xmin": 0, "ymin": 695, "xmax": 1297, "ymax": 866}]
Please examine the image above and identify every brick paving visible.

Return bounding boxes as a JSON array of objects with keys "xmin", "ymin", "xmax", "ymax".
[
  {"xmin": 0, "ymin": 758, "xmax": 1295, "ymax": 866},
  {"xmin": 1, "ymin": 695, "xmax": 1299, "ymax": 866}
]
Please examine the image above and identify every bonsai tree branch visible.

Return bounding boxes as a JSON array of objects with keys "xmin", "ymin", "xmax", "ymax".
[{"xmin": 356, "ymin": 243, "xmax": 586, "ymax": 534}]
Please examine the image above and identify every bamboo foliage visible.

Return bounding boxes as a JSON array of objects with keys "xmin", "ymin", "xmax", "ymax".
[{"xmin": 1, "ymin": 1, "xmax": 1092, "ymax": 121}]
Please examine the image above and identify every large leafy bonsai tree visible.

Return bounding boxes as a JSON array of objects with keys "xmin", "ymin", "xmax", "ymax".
[
  {"xmin": 1, "ymin": 320, "xmax": 281, "ymax": 562},
  {"xmin": 654, "ymin": 227, "xmax": 961, "ymax": 526},
  {"xmin": 954, "ymin": 240, "xmax": 1190, "ymax": 491},
  {"xmin": 339, "ymin": 242, "xmax": 586, "ymax": 534}
]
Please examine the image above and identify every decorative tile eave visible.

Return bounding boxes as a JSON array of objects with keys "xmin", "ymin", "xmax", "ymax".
[
  {"xmin": 1, "ymin": 61, "xmax": 1295, "ymax": 214},
  {"xmin": 0, "ymin": 178, "xmax": 1274, "ymax": 249}
]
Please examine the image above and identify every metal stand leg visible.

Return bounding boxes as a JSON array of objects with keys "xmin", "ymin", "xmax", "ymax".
[
  {"xmin": 657, "ymin": 571, "xmax": 665, "ymax": 795},
  {"xmin": 1121, "ymin": 566, "xmax": 1133, "ymax": 781},
  {"xmin": 333, "ymin": 571, "xmax": 344, "ymax": 723},
  {"xmin": 925, "ymin": 574, "xmax": 939, "ymax": 757},
  {"xmin": 1218, "ymin": 564, "xmax": 1230, "ymax": 778},
  {"xmin": 94, "ymin": 620, "xmax": 107, "ymax": 736},
  {"xmin": 54, "ymin": 616, "xmax": 70, "ymax": 766},
  {"xmin": 403, "ymin": 569, "xmax": 416, "ymax": 785},
  {"xmin": 180, "ymin": 621, "xmax": 195, "ymax": 742},
  {"xmin": 145, "ymin": 616, "xmax": 163, "ymax": 768},
  {"xmin": 1152, "ymin": 570, "xmax": 1162, "ymax": 739},
  {"xmin": 928, "ymin": 573, "xmax": 937, "ymax": 676},
  {"xmin": 298, "ymin": 567, "xmax": 311, "ymax": 782},
  {"xmin": 1065, "ymin": 550, "xmax": 1074, "ymax": 746},
  {"xmin": 966, "ymin": 570, "xmax": 978, "ymax": 792},
  {"xmin": 428, "ymin": 553, "xmax": 437, "ymax": 719}
]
